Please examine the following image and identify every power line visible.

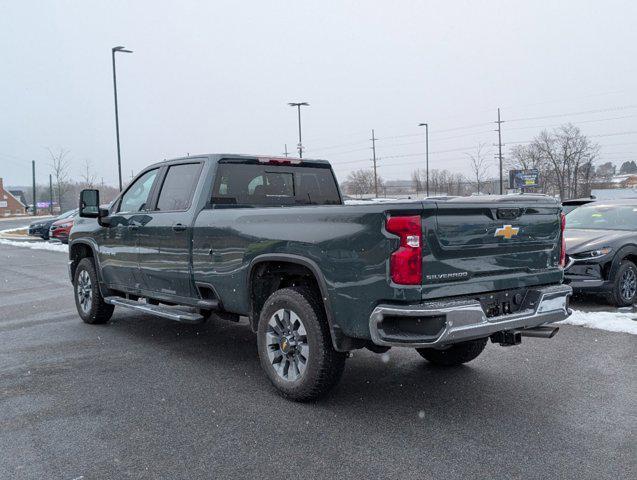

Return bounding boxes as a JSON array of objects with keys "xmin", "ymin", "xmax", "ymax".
[
  {"xmin": 505, "ymin": 114, "xmax": 637, "ymax": 132},
  {"xmin": 507, "ymin": 104, "xmax": 637, "ymax": 123}
]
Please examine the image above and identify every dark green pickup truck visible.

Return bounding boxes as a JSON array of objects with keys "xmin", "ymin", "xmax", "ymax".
[{"xmin": 70, "ymin": 154, "xmax": 571, "ymax": 400}]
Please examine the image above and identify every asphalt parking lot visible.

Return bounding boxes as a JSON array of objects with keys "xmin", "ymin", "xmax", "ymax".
[{"xmin": 0, "ymin": 223, "xmax": 635, "ymax": 479}]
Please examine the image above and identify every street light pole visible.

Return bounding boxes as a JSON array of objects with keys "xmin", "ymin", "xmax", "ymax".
[
  {"xmin": 418, "ymin": 123, "xmax": 429, "ymax": 197},
  {"xmin": 112, "ymin": 46, "xmax": 133, "ymax": 191},
  {"xmin": 288, "ymin": 102, "xmax": 309, "ymax": 158}
]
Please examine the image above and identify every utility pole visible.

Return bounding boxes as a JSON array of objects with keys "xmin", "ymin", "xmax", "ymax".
[
  {"xmin": 49, "ymin": 174, "xmax": 53, "ymax": 214},
  {"xmin": 31, "ymin": 161, "xmax": 36, "ymax": 216},
  {"xmin": 371, "ymin": 129, "xmax": 379, "ymax": 198},
  {"xmin": 495, "ymin": 108, "xmax": 504, "ymax": 194},
  {"xmin": 112, "ymin": 46, "xmax": 133, "ymax": 191},
  {"xmin": 288, "ymin": 102, "xmax": 309, "ymax": 158},
  {"xmin": 418, "ymin": 123, "xmax": 430, "ymax": 197},
  {"xmin": 283, "ymin": 144, "xmax": 289, "ymax": 157}
]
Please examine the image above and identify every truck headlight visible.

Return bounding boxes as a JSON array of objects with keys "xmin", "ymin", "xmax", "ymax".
[{"xmin": 572, "ymin": 247, "xmax": 612, "ymax": 259}]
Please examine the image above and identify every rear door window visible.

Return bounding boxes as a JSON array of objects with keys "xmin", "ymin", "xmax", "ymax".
[
  {"xmin": 212, "ymin": 163, "xmax": 340, "ymax": 207},
  {"xmin": 155, "ymin": 163, "xmax": 202, "ymax": 211}
]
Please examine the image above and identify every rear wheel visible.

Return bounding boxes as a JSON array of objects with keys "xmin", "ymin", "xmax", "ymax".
[
  {"xmin": 610, "ymin": 260, "xmax": 637, "ymax": 307},
  {"xmin": 73, "ymin": 258, "xmax": 114, "ymax": 324},
  {"xmin": 416, "ymin": 337, "xmax": 487, "ymax": 366},
  {"xmin": 257, "ymin": 287, "xmax": 347, "ymax": 401}
]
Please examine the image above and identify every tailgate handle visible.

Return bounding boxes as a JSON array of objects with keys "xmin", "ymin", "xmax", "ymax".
[{"xmin": 497, "ymin": 208, "xmax": 522, "ymax": 220}]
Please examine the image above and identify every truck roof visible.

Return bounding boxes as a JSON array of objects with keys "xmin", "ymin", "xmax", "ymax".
[{"xmin": 149, "ymin": 153, "xmax": 331, "ymax": 168}]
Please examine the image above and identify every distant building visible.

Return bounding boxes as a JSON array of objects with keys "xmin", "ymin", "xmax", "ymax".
[
  {"xmin": 0, "ymin": 178, "xmax": 27, "ymax": 216},
  {"xmin": 8, "ymin": 189, "xmax": 27, "ymax": 206}
]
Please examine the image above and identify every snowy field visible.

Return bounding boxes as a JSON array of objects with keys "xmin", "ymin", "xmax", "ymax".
[{"xmin": 1, "ymin": 227, "xmax": 635, "ymax": 336}]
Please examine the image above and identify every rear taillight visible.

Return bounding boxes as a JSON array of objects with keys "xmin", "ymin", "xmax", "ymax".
[
  {"xmin": 386, "ymin": 215, "xmax": 422, "ymax": 285},
  {"xmin": 559, "ymin": 212, "xmax": 566, "ymax": 267}
]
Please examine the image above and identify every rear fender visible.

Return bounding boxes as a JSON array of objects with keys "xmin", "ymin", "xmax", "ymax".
[{"xmin": 247, "ymin": 253, "xmax": 359, "ymax": 352}]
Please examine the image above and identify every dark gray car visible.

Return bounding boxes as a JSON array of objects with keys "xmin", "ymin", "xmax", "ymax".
[{"xmin": 564, "ymin": 199, "xmax": 637, "ymax": 306}]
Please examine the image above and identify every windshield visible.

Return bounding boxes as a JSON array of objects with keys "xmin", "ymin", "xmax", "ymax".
[
  {"xmin": 566, "ymin": 204, "xmax": 637, "ymax": 231},
  {"xmin": 57, "ymin": 209, "xmax": 78, "ymax": 220}
]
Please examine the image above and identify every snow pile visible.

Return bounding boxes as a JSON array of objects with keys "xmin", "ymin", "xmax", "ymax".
[
  {"xmin": 0, "ymin": 238, "xmax": 68, "ymax": 253},
  {"xmin": 559, "ymin": 309, "xmax": 637, "ymax": 335},
  {"xmin": 0, "ymin": 226, "xmax": 29, "ymax": 235}
]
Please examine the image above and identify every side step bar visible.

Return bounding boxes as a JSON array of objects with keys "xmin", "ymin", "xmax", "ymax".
[{"xmin": 104, "ymin": 296, "xmax": 205, "ymax": 324}]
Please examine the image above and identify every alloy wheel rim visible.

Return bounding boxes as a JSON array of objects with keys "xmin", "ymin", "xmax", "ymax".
[
  {"xmin": 77, "ymin": 270, "xmax": 93, "ymax": 313},
  {"xmin": 266, "ymin": 309, "xmax": 309, "ymax": 382},
  {"xmin": 620, "ymin": 268, "xmax": 637, "ymax": 301}
]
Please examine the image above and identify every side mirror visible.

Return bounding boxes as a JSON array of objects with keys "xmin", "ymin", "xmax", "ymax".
[
  {"xmin": 79, "ymin": 189, "xmax": 111, "ymax": 226},
  {"xmin": 79, "ymin": 189, "xmax": 100, "ymax": 218}
]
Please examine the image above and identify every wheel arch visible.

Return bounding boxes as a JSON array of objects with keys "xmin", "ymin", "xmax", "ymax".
[
  {"xmin": 247, "ymin": 254, "xmax": 354, "ymax": 352},
  {"xmin": 608, "ymin": 244, "xmax": 637, "ymax": 280},
  {"xmin": 68, "ymin": 240, "xmax": 104, "ymax": 286}
]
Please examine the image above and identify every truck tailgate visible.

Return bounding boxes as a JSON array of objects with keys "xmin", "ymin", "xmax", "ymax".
[{"xmin": 422, "ymin": 196, "xmax": 562, "ymax": 297}]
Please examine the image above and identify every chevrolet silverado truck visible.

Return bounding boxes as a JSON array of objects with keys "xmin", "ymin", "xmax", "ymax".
[{"xmin": 70, "ymin": 154, "xmax": 572, "ymax": 401}]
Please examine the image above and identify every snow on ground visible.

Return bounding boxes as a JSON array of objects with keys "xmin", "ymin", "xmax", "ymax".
[
  {"xmin": 0, "ymin": 238, "xmax": 68, "ymax": 253},
  {"xmin": 559, "ymin": 309, "xmax": 637, "ymax": 335},
  {"xmin": 0, "ymin": 226, "xmax": 28, "ymax": 235}
]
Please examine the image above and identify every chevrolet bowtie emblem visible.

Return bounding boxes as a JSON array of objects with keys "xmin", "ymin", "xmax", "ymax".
[{"xmin": 494, "ymin": 225, "xmax": 520, "ymax": 239}]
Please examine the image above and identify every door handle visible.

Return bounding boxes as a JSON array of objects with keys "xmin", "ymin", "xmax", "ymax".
[
  {"xmin": 172, "ymin": 223, "xmax": 187, "ymax": 232},
  {"xmin": 127, "ymin": 224, "xmax": 139, "ymax": 231}
]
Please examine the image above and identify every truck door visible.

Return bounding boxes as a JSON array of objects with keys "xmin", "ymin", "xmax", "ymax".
[
  {"xmin": 137, "ymin": 161, "xmax": 203, "ymax": 299},
  {"xmin": 99, "ymin": 168, "xmax": 159, "ymax": 289}
]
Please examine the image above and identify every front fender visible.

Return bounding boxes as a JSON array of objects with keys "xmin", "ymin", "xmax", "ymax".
[{"xmin": 608, "ymin": 244, "xmax": 637, "ymax": 280}]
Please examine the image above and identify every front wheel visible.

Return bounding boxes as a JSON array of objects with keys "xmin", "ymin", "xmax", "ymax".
[
  {"xmin": 73, "ymin": 258, "xmax": 114, "ymax": 324},
  {"xmin": 416, "ymin": 337, "xmax": 487, "ymax": 366},
  {"xmin": 257, "ymin": 287, "xmax": 347, "ymax": 401},
  {"xmin": 610, "ymin": 260, "xmax": 637, "ymax": 307}
]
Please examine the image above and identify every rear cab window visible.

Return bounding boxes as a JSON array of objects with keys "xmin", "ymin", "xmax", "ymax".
[
  {"xmin": 155, "ymin": 162, "xmax": 203, "ymax": 211},
  {"xmin": 211, "ymin": 160, "xmax": 341, "ymax": 207}
]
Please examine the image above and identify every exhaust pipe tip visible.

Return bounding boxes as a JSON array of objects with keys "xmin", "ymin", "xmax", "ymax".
[{"xmin": 514, "ymin": 326, "xmax": 559, "ymax": 339}]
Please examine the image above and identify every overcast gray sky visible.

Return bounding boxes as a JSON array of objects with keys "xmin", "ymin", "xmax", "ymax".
[{"xmin": 1, "ymin": 0, "xmax": 636, "ymax": 187}]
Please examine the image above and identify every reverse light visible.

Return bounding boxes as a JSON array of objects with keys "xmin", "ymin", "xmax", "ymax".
[
  {"xmin": 386, "ymin": 215, "xmax": 422, "ymax": 285},
  {"xmin": 559, "ymin": 212, "xmax": 566, "ymax": 268}
]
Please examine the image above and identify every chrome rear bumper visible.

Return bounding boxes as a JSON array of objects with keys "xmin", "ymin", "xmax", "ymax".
[{"xmin": 369, "ymin": 284, "xmax": 572, "ymax": 348}]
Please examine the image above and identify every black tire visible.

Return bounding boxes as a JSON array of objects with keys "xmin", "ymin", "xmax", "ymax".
[
  {"xmin": 73, "ymin": 258, "xmax": 114, "ymax": 324},
  {"xmin": 610, "ymin": 260, "xmax": 637, "ymax": 307},
  {"xmin": 416, "ymin": 337, "xmax": 487, "ymax": 366},
  {"xmin": 257, "ymin": 287, "xmax": 347, "ymax": 401}
]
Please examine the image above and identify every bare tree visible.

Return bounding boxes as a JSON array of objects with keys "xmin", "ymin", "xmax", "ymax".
[
  {"xmin": 48, "ymin": 147, "xmax": 70, "ymax": 211},
  {"xmin": 466, "ymin": 143, "xmax": 489, "ymax": 194},
  {"xmin": 80, "ymin": 159, "xmax": 97, "ymax": 188},
  {"xmin": 507, "ymin": 124, "xmax": 599, "ymax": 199},
  {"xmin": 343, "ymin": 169, "xmax": 379, "ymax": 198},
  {"xmin": 411, "ymin": 169, "xmax": 423, "ymax": 194}
]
